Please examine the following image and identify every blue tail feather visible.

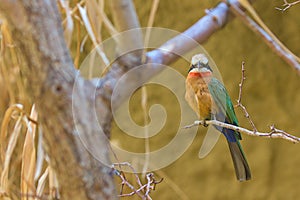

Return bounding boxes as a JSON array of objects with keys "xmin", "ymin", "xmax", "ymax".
[
  {"xmin": 212, "ymin": 114, "xmax": 240, "ymax": 142},
  {"xmin": 213, "ymin": 124, "xmax": 237, "ymax": 142}
]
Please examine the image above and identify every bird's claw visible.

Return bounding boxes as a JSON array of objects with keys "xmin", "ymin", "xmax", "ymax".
[{"xmin": 203, "ymin": 120, "xmax": 209, "ymax": 127}]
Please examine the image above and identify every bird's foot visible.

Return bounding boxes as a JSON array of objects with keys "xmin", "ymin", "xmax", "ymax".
[{"xmin": 203, "ymin": 120, "xmax": 209, "ymax": 127}]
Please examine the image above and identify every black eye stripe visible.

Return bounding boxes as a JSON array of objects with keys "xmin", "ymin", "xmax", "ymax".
[
  {"xmin": 188, "ymin": 65, "xmax": 195, "ymax": 72},
  {"xmin": 188, "ymin": 63, "xmax": 213, "ymax": 72}
]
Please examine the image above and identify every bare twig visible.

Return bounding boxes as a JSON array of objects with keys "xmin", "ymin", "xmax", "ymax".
[
  {"xmin": 144, "ymin": 173, "xmax": 162, "ymax": 198},
  {"xmin": 235, "ymin": 62, "xmax": 257, "ymax": 132},
  {"xmin": 226, "ymin": 1, "xmax": 300, "ymax": 74},
  {"xmin": 184, "ymin": 120, "xmax": 300, "ymax": 143},
  {"xmin": 276, "ymin": 0, "xmax": 300, "ymax": 11},
  {"xmin": 236, "ymin": 61, "xmax": 245, "ymax": 105},
  {"xmin": 111, "ymin": 162, "xmax": 163, "ymax": 199},
  {"xmin": 112, "ymin": 162, "xmax": 143, "ymax": 188}
]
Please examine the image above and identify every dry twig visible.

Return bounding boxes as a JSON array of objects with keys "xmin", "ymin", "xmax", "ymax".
[
  {"xmin": 184, "ymin": 120, "xmax": 300, "ymax": 143},
  {"xmin": 276, "ymin": 0, "xmax": 300, "ymax": 11},
  {"xmin": 111, "ymin": 162, "xmax": 163, "ymax": 199},
  {"xmin": 235, "ymin": 62, "xmax": 257, "ymax": 132}
]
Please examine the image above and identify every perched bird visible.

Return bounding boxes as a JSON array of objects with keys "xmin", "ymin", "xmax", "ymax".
[{"xmin": 185, "ymin": 54, "xmax": 251, "ymax": 181}]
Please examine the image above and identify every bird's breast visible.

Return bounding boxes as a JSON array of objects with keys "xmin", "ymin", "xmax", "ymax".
[{"xmin": 185, "ymin": 76, "xmax": 215, "ymax": 119}]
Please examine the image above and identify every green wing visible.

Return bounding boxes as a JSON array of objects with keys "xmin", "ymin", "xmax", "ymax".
[{"xmin": 207, "ymin": 78, "xmax": 241, "ymax": 139}]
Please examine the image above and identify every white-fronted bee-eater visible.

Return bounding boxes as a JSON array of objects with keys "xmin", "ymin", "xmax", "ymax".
[{"xmin": 185, "ymin": 54, "xmax": 251, "ymax": 181}]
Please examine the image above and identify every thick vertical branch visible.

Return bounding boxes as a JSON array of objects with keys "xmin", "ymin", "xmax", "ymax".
[{"xmin": 0, "ymin": 1, "xmax": 115, "ymax": 199}]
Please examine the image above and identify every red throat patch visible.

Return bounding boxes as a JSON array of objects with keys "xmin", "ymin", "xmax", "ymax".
[{"xmin": 188, "ymin": 71, "xmax": 212, "ymax": 78}]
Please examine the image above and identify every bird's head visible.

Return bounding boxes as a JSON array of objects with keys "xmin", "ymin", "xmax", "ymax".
[{"xmin": 188, "ymin": 54, "xmax": 213, "ymax": 77}]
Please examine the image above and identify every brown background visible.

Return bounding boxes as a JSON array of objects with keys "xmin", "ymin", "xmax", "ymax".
[
  {"xmin": 0, "ymin": 1, "xmax": 299, "ymax": 199},
  {"xmin": 111, "ymin": 1, "xmax": 300, "ymax": 199}
]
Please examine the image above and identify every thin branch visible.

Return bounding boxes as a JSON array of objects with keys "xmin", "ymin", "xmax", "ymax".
[
  {"xmin": 184, "ymin": 120, "xmax": 300, "ymax": 143},
  {"xmin": 236, "ymin": 61, "xmax": 245, "ymax": 105},
  {"xmin": 111, "ymin": 162, "xmax": 162, "ymax": 199},
  {"xmin": 111, "ymin": 162, "xmax": 143, "ymax": 188},
  {"xmin": 235, "ymin": 62, "xmax": 257, "ymax": 132},
  {"xmin": 226, "ymin": 1, "xmax": 300, "ymax": 74},
  {"xmin": 276, "ymin": 0, "xmax": 300, "ymax": 11}
]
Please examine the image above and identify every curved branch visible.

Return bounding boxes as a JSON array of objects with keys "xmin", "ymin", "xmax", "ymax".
[
  {"xmin": 146, "ymin": 2, "xmax": 229, "ymax": 66},
  {"xmin": 109, "ymin": 2, "xmax": 233, "ymax": 108}
]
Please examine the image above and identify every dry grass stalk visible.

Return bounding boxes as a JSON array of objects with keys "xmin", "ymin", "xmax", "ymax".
[
  {"xmin": 0, "ymin": 104, "xmax": 24, "ymax": 198},
  {"xmin": 21, "ymin": 105, "xmax": 38, "ymax": 200},
  {"xmin": 35, "ymin": 166, "xmax": 49, "ymax": 200},
  {"xmin": 48, "ymin": 167, "xmax": 60, "ymax": 199},
  {"xmin": 141, "ymin": 0, "xmax": 160, "ymax": 176},
  {"xmin": 59, "ymin": 0, "xmax": 74, "ymax": 48},
  {"xmin": 0, "ymin": 103, "xmax": 60, "ymax": 199},
  {"xmin": 78, "ymin": 4, "xmax": 110, "ymax": 66}
]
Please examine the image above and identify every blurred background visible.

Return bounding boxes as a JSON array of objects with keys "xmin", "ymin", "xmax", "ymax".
[
  {"xmin": 1, "ymin": 0, "xmax": 300, "ymax": 199},
  {"xmin": 111, "ymin": 1, "xmax": 300, "ymax": 199}
]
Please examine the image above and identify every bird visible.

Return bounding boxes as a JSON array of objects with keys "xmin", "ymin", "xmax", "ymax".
[{"xmin": 185, "ymin": 54, "xmax": 251, "ymax": 181}]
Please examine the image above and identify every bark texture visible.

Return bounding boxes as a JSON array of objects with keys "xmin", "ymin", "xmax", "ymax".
[{"xmin": 0, "ymin": 1, "xmax": 115, "ymax": 199}]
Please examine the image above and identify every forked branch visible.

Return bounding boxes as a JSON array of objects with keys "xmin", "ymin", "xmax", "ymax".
[
  {"xmin": 111, "ymin": 162, "xmax": 163, "ymax": 199},
  {"xmin": 276, "ymin": 0, "xmax": 300, "ymax": 11}
]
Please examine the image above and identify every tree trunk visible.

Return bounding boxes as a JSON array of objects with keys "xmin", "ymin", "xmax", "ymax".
[{"xmin": 0, "ymin": 1, "xmax": 115, "ymax": 199}]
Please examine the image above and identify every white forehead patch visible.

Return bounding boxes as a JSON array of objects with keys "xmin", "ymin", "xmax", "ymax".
[
  {"xmin": 191, "ymin": 54, "xmax": 209, "ymax": 66},
  {"xmin": 190, "ymin": 68, "xmax": 200, "ymax": 73},
  {"xmin": 190, "ymin": 67, "xmax": 210, "ymax": 73}
]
